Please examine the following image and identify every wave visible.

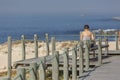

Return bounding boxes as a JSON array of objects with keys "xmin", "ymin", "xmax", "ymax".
[
  {"xmin": 112, "ymin": 17, "xmax": 120, "ymax": 21},
  {"xmin": 92, "ymin": 29, "xmax": 117, "ymax": 33},
  {"xmin": 68, "ymin": 28, "xmax": 118, "ymax": 34}
]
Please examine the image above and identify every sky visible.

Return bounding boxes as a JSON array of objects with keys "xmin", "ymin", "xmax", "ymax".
[{"xmin": 0, "ymin": 0, "xmax": 120, "ymax": 16}]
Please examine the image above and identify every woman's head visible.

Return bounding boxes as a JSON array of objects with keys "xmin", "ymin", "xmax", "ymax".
[{"xmin": 84, "ymin": 25, "xmax": 89, "ymax": 29}]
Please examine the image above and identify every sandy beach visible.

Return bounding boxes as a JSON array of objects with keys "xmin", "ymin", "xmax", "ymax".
[
  {"xmin": 0, "ymin": 40, "xmax": 78, "ymax": 72},
  {"xmin": 0, "ymin": 40, "xmax": 119, "ymax": 73}
]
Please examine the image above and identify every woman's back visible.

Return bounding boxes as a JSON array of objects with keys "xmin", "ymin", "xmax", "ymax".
[{"xmin": 81, "ymin": 30, "xmax": 93, "ymax": 41}]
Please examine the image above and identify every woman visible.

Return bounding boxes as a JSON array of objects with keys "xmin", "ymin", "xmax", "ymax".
[
  {"xmin": 80, "ymin": 24, "xmax": 94, "ymax": 42},
  {"xmin": 80, "ymin": 24, "xmax": 95, "ymax": 57}
]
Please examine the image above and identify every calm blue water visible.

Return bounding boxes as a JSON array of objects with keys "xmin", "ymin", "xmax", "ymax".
[{"xmin": 0, "ymin": 14, "xmax": 120, "ymax": 43}]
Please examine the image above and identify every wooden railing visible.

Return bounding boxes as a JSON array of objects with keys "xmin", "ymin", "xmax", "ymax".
[{"xmin": 0, "ymin": 34, "xmax": 109, "ymax": 80}]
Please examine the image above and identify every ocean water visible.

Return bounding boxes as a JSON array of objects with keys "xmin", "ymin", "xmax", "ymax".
[{"xmin": 0, "ymin": 14, "xmax": 120, "ymax": 43}]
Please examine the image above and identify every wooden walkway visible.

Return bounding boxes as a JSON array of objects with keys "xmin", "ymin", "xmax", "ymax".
[
  {"xmin": 79, "ymin": 55, "xmax": 120, "ymax": 80},
  {"xmin": 0, "ymin": 35, "xmax": 119, "ymax": 80}
]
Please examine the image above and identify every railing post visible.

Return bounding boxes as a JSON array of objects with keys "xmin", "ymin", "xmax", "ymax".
[
  {"xmin": 63, "ymin": 49, "xmax": 69, "ymax": 80},
  {"xmin": 115, "ymin": 33, "xmax": 119, "ymax": 50},
  {"xmin": 51, "ymin": 37, "xmax": 56, "ymax": 54},
  {"xmin": 21, "ymin": 35, "xmax": 26, "ymax": 80},
  {"xmin": 72, "ymin": 47, "xmax": 77, "ymax": 80},
  {"xmin": 105, "ymin": 38, "xmax": 108, "ymax": 56},
  {"xmin": 21, "ymin": 35, "xmax": 26, "ymax": 60},
  {"xmin": 45, "ymin": 33, "xmax": 49, "ymax": 56},
  {"xmin": 84, "ymin": 41, "xmax": 89, "ymax": 71},
  {"xmin": 7, "ymin": 36, "xmax": 12, "ymax": 80},
  {"xmin": 77, "ymin": 42, "xmax": 83, "ymax": 77},
  {"xmin": 34, "ymin": 34, "xmax": 38, "ymax": 58},
  {"xmin": 52, "ymin": 51, "xmax": 59, "ymax": 80},
  {"xmin": 98, "ymin": 38, "xmax": 102, "ymax": 66}
]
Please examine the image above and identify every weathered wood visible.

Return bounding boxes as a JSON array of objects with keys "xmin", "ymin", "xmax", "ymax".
[
  {"xmin": 72, "ymin": 47, "xmax": 77, "ymax": 80},
  {"xmin": 34, "ymin": 34, "xmax": 38, "ymax": 58},
  {"xmin": 7, "ymin": 36, "xmax": 12, "ymax": 80},
  {"xmin": 52, "ymin": 51, "xmax": 59, "ymax": 80},
  {"xmin": 38, "ymin": 59, "xmax": 46, "ymax": 80},
  {"xmin": 21, "ymin": 35, "xmax": 26, "ymax": 60},
  {"xmin": 51, "ymin": 37, "xmax": 56, "ymax": 54},
  {"xmin": 30, "ymin": 63, "xmax": 37, "ymax": 80},
  {"xmin": 16, "ymin": 67, "xmax": 25, "ymax": 80},
  {"xmin": 77, "ymin": 43, "xmax": 83, "ymax": 77},
  {"xmin": 102, "ymin": 50, "xmax": 120, "ymax": 54},
  {"xmin": 21, "ymin": 35, "xmax": 26, "ymax": 80},
  {"xmin": 98, "ymin": 38, "xmax": 102, "ymax": 66},
  {"xmin": 45, "ymin": 33, "xmax": 49, "ymax": 56},
  {"xmin": 12, "ymin": 36, "xmax": 111, "ymax": 80},
  {"xmin": 104, "ymin": 38, "xmax": 108, "ymax": 56},
  {"xmin": 115, "ymin": 34, "xmax": 119, "ymax": 50},
  {"xmin": 0, "ymin": 77, "xmax": 10, "ymax": 80},
  {"xmin": 90, "ymin": 44, "xmax": 109, "ymax": 52},
  {"xmin": 63, "ymin": 49, "xmax": 69, "ymax": 80},
  {"xmin": 84, "ymin": 41, "xmax": 89, "ymax": 71}
]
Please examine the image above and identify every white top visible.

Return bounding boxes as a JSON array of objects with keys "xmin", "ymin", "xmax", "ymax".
[{"xmin": 82, "ymin": 36, "xmax": 91, "ymax": 41}]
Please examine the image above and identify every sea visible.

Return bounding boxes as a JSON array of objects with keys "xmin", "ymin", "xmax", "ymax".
[{"xmin": 0, "ymin": 14, "xmax": 120, "ymax": 43}]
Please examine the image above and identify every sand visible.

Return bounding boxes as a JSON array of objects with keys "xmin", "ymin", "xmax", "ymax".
[
  {"xmin": 0, "ymin": 40, "xmax": 119, "ymax": 73},
  {"xmin": 0, "ymin": 40, "xmax": 78, "ymax": 72}
]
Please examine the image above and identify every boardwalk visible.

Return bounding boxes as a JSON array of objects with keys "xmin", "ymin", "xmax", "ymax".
[
  {"xmin": 0, "ymin": 34, "xmax": 119, "ymax": 80},
  {"xmin": 79, "ymin": 55, "xmax": 120, "ymax": 80}
]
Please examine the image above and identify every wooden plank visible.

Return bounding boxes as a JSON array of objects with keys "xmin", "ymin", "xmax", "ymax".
[
  {"xmin": 0, "ymin": 77, "xmax": 10, "ymax": 80},
  {"xmin": 72, "ymin": 47, "xmax": 77, "ymax": 80},
  {"xmin": 13, "ymin": 53, "xmax": 100, "ymax": 69},
  {"xmin": 38, "ymin": 60, "xmax": 46, "ymax": 80},
  {"xmin": 103, "ymin": 50, "xmax": 120, "ymax": 55},
  {"xmin": 52, "ymin": 51, "xmax": 59, "ymax": 80},
  {"xmin": 13, "ymin": 54, "xmax": 58, "ymax": 67},
  {"xmin": 30, "ymin": 63, "xmax": 37, "ymax": 80},
  {"xmin": 90, "ymin": 44, "xmax": 109, "ymax": 51},
  {"xmin": 63, "ymin": 49, "xmax": 69, "ymax": 80}
]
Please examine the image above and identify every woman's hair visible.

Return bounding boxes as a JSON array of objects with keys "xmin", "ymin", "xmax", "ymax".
[{"xmin": 84, "ymin": 25, "xmax": 89, "ymax": 29}]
